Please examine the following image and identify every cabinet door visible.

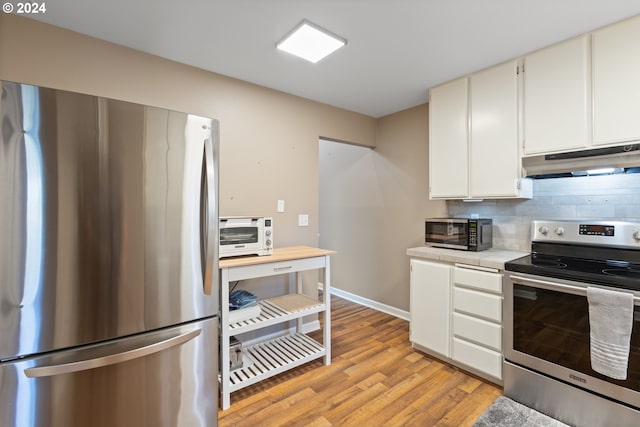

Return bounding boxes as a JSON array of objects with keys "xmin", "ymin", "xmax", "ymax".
[
  {"xmin": 429, "ymin": 77, "xmax": 469, "ymax": 199},
  {"xmin": 410, "ymin": 259, "xmax": 450, "ymax": 357},
  {"xmin": 523, "ymin": 35, "xmax": 590, "ymax": 155},
  {"xmin": 592, "ymin": 15, "xmax": 640, "ymax": 145},
  {"xmin": 469, "ymin": 60, "xmax": 520, "ymax": 197}
]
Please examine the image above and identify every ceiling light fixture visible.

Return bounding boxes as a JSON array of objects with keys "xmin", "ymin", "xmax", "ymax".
[{"xmin": 276, "ymin": 20, "xmax": 346, "ymax": 63}]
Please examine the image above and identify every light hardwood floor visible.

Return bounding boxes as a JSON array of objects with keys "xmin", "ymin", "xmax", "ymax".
[{"xmin": 218, "ymin": 295, "xmax": 502, "ymax": 427}]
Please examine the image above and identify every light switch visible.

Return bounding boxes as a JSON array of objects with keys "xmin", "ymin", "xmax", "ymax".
[
  {"xmin": 298, "ymin": 214, "xmax": 309, "ymax": 227},
  {"xmin": 277, "ymin": 199, "xmax": 285, "ymax": 212}
]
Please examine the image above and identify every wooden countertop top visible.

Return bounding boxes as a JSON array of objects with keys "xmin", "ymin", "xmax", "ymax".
[{"xmin": 219, "ymin": 246, "xmax": 336, "ymax": 269}]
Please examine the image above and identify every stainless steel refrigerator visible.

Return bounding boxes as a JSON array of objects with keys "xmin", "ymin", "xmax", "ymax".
[{"xmin": 0, "ymin": 80, "xmax": 219, "ymax": 427}]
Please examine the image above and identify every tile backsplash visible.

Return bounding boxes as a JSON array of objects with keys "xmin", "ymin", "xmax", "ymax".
[{"xmin": 447, "ymin": 173, "xmax": 640, "ymax": 251}]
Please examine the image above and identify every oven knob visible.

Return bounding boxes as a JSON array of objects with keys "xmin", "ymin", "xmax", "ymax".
[
  {"xmin": 633, "ymin": 230, "xmax": 640, "ymax": 241},
  {"xmin": 538, "ymin": 226, "xmax": 549, "ymax": 235},
  {"xmin": 266, "ymin": 230, "xmax": 272, "ymax": 236},
  {"xmin": 554, "ymin": 226, "xmax": 565, "ymax": 236}
]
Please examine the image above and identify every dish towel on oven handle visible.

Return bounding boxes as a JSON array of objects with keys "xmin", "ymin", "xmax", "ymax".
[{"xmin": 587, "ymin": 286, "xmax": 634, "ymax": 380}]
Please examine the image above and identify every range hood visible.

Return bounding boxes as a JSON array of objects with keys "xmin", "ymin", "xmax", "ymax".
[{"xmin": 522, "ymin": 144, "xmax": 640, "ymax": 178}]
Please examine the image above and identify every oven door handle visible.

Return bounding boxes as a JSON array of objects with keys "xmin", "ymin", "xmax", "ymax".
[{"xmin": 510, "ymin": 275, "xmax": 640, "ymax": 304}]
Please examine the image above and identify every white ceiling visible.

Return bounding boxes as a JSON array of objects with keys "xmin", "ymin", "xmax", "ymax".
[{"xmin": 27, "ymin": 0, "xmax": 640, "ymax": 118}]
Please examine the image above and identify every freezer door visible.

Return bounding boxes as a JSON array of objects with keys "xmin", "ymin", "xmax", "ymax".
[
  {"xmin": 0, "ymin": 317, "xmax": 218, "ymax": 427},
  {"xmin": 0, "ymin": 81, "xmax": 219, "ymax": 360}
]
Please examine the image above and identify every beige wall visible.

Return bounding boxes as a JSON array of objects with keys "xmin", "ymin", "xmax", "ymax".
[
  {"xmin": 0, "ymin": 14, "xmax": 376, "ymax": 250},
  {"xmin": 1, "ymin": 14, "xmax": 443, "ymax": 314},
  {"xmin": 320, "ymin": 104, "xmax": 446, "ymax": 312}
]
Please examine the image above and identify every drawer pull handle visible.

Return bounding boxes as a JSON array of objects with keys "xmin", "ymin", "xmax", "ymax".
[{"xmin": 274, "ymin": 265, "xmax": 293, "ymax": 272}]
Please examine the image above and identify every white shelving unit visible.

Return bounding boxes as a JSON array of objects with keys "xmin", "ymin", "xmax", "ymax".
[{"xmin": 218, "ymin": 246, "xmax": 334, "ymax": 410}]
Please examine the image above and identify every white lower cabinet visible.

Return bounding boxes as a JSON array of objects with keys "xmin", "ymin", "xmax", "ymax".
[
  {"xmin": 452, "ymin": 265, "xmax": 503, "ymax": 381},
  {"xmin": 410, "ymin": 259, "xmax": 504, "ymax": 384},
  {"xmin": 409, "ymin": 259, "xmax": 503, "ymax": 383},
  {"xmin": 409, "ymin": 259, "xmax": 451, "ymax": 357}
]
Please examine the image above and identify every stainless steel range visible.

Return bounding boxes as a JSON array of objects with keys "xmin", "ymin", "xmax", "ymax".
[{"xmin": 504, "ymin": 220, "xmax": 640, "ymax": 427}]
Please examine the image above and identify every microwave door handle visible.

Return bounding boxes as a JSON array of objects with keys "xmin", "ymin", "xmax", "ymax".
[{"xmin": 200, "ymin": 136, "xmax": 218, "ymax": 295}]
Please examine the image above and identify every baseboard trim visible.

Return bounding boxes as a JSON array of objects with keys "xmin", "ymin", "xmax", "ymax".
[
  {"xmin": 322, "ymin": 284, "xmax": 410, "ymax": 321},
  {"xmin": 303, "ymin": 319, "xmax": 321, "ymax": 333},
  {"xmin": 239, "ymin": 287, "xmax": 408, "ymax": 347}
]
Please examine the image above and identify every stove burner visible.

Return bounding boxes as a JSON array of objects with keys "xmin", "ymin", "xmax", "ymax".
[{"xmin": 602, "ymin": 268, "xmax": 640, "ymax": 280}]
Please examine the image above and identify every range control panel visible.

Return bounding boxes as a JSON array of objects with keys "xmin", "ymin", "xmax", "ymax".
[
  {"xmin": 532, "ymin": 220, "xmax": 640, "ymax": 247},
  {"xmin": 579, "ymin": 224, "xmax": 615, "ymax": 236}
]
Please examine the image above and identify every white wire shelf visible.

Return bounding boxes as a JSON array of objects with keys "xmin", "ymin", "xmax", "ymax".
[
  {"xmin": 228, "ymin": 294, "xmax": 324, "ymax": 335},
  {"xmin": 227, "ymin": 333, "xmax": 325, "ymax": 392}
]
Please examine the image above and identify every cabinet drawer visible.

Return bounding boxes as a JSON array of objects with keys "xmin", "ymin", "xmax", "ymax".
[
  {"xmin": 453, "ymin": 266, "xmax": 502, "ymax": 293},
  {"xmin": 453, "ymin": 287, "xmax": 502, "ymax": 322},
  {"xmin": 453, "ymin": 312, "xmax": 501, "ymax": 351},
  {"xmin": 227, "ymin": 256, "xmax": 325, "ymax": 281},
  {"xmin": 452, "ymin": 337, "xmax": 502, "ymax": 379}
]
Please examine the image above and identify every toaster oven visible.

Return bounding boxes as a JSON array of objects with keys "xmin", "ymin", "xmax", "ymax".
[{"xmin": 219, "ymin": 216, "xmax": 273, "ymax": 258}]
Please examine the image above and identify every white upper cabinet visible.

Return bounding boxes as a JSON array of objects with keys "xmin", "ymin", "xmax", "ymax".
[
  {"xmin": 592, "ymin": 15, "xmax": 640, "ymax": 146},
  {"xmin": 429, "ymin": 61, "xmax": 531, "ymax": 200},
  {"xmin": 469, "ymin": 60, "xmax": 525, "ymax": 197},
  {"xmin": 428, "ymin": 14, "xmax": 640, "ymax": 198},
  {"xmin": 429, "ymin": 77, "xmax": 469, "ymax": 199},
  {"xmin": 523, "ymin": 35, "xmax": 591, "ymax": 155}
]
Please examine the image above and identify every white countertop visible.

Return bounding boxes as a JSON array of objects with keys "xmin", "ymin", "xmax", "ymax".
[{"xmin": 406, "ymin": 246, "xmax": 527, "ymax": 270}]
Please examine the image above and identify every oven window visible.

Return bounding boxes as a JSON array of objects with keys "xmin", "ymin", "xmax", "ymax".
[
  {"xmin": 425, "ymin": 222, "xmax": 468, "ymax": 245},
  {"xmin": 513, "ymin": 284, "xmax": 640, "ymax": 392},
  {"xmin": 220, "ymin": 227, "xmax": 258, "ymax": 246}
]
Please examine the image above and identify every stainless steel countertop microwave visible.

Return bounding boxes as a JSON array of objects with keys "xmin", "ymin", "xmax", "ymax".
[{"xmin": 425, "ymin": 218, "xmax": 492, "ymax": 251}]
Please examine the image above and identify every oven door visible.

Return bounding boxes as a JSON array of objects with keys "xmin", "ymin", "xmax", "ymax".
[
  {"xmin": 504, "ymin": 272, "xmax": 640, "ymax": 409},
  {"xmin": 425, "ymin": 220, "xmax": 469, "ymax": 250}
]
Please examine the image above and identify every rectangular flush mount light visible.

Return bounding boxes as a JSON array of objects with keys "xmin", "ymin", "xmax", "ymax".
[{"xmin": 276, "ymin": 20, "xmax": 346, "ymax": 63}]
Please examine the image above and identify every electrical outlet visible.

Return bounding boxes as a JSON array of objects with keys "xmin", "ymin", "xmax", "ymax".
[
  {"xmin": 277, "ymin": 199, "xmax": 285, "ymax": 212},
  {"xmin": 298, "ymin": 214, "xmax": 309, "ymax": 227}
]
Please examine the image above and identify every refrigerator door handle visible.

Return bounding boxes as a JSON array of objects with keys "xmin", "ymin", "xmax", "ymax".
[
  {"xmin": 23, "ymin": 329, "xmax": 201, "ymax": 378},
  {"xmin": 200, "ymin": 136, "xmax": 218, "ymax": 295}
]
